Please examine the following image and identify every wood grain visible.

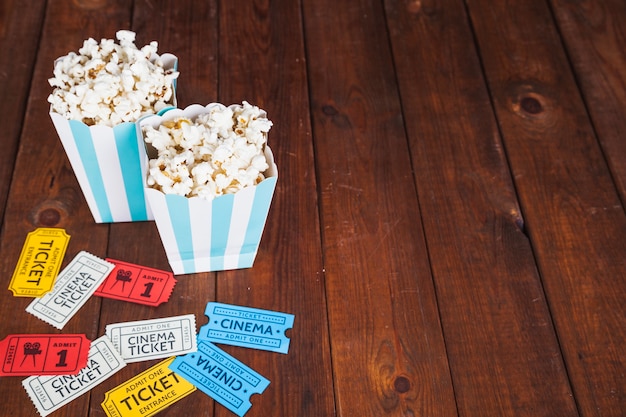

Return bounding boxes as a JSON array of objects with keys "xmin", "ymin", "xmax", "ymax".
[
  {"xmin": 384, "ymin": 0, "xmax": 579, "ymax": 415},
  {"xmin": 0, "ymin": 1, "xmax": 624, "ymax": 416},
  {"xmin": 550, "ymin": 0, "xmax": 626, "ymax": 204},
  {"xmin": 466, "ymin": 0, "xmax": 626, "ymax": 415},
  {"xmin": 302, "ymin": 0, "xmax": 456, "ymax": 415},
  {"xmin": 0, "ymin": 0, "xmax": 46, "ymax": 224}
]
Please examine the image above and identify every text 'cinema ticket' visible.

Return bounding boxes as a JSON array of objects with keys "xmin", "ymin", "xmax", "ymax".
[
  {"xmin": 106, "ymin": 314, "xmax": 197, "ymax": 363},
  {"xmin": 26, "ymin": 251, "xmax": 114, "ymax": 329},
  {"xmin": 22, "ymin": 335, "xmax": 126, "ymax": 417}
]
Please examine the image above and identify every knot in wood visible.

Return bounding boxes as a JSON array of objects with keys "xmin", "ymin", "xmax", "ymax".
[
  {"xmin": 520, "ymin": 96, "xmax": 543, "ymax": 114},
  {"xmin": 31, "ymin": 188, "xmax": 78, "ymax": 227},
  {"xmin": 393, "ymin": 375, "xmax": 411, "ymax": 393},
  {"xmin": 322, "ymin": 105, "xmax": 339, "ymax": 116},
  {"xmin": 37, "ymin": 208, "xmax": 62, "ymax": 227},
  {"xmin": 321, "ymin": 104, "xmax": 351, "ymax": 129},
  {"xmin": 508, "ymin": 82, "xmax": 550, "ymax": 119}
]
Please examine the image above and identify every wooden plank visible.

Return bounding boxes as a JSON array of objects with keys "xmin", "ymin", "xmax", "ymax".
[
  {"xmin": 0, "ymin": 0, "xmax": 46, "ymax": 223},
  {"xmin": 301, "ymin": 0, "xmax": 457, "ymax": 415},
  {"xmin": 0, "ymin": 1, "xmax": 131, "ymax": 416},
  {"xmin": 131, "ymin": 0, "xmax": 220, "ymax": 107},
  {"xmin": 549, "ymin": 0, "xmax": 626, "ymax": 203},
  {"xmin": 87, "ymin": 1, "xmax": 220, "ymax": 416},
  {"xmin": 384, "ymin": 0, "xmax": 579, "ymax": 415},
  {"xmin": 214, "ymin": 1, "xmax": 336, "ymax": 416},
  {"xmin": 465, "ymin": 0, "xmax": 626, "ymax": 415}
]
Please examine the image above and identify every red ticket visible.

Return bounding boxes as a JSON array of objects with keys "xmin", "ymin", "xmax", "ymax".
[
  {"xmin": 94, "ymin": 259, "xmax": 177, "ymax": 307},
  {"xmin": 0, "ymin": 334, "xmax": 90, "ymax": 376}
]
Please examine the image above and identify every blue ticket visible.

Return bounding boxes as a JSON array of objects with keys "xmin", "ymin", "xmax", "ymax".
[
  {"xmin": 169, "ymin": 340, "xmax": 269, "ymax": 417},
  {"xmin": 199, "ymin": 302, "xmax": 294, "ymax": 354}
]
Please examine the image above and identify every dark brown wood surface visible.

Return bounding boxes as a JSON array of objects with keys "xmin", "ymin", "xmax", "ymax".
[
  {"xmin": 386, "ymin": 0, "xmax": 578, "ymax": 415},
  {"xmin": 466, "ymin": 0, "xmax": 626, "ymax": 415},
  {"xmin": 0, "ymin": 1, "xmax": 624, "ymax": 416},
  {"xmin": 550, "ymin": 0, "xmax": 626, "ymax": 203},
  {"xmin": 0, "ymin": 0, "xmax": 46, "ymax": 223}
]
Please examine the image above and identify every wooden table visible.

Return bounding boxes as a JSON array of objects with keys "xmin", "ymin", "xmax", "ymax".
[{"xmin": 1, "ymin": 0, "xmax": 625, "ymax": 416}]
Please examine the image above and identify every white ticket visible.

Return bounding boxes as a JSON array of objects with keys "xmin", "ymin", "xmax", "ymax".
[
  {"xmin": 106, "ymin": 314, "xmax": 197, "ymax": 363},
  {"xmin": 26, "ymin": 251, "xmax": 114, "ymax": 329},
  {"xmin": 22, "ymin": 335, "xmax": 126, "ymax": 417}
]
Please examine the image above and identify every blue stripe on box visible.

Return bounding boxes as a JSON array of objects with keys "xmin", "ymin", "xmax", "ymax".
[
  {"xmin": 114, "ymin": 122, "xmax": 148, "ymax": 221},
  {"xmin": 239, "ymin": 177, "xmax": 277, "ymax": 268},
  {"xmin": 165, "ymin": 194, "xmax": 195, "ymax": 273},
  {"xmin": 210, "ymin": 194, "xmax": 235, "ymax": 271},
  {"xmin": 69, "ymin": 120, "xmax": 113, "ymax": 223}
]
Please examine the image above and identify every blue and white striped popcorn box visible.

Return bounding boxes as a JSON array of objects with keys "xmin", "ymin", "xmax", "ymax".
[
  {"xmin": 50, "ymin": 113, "xmax": 153, "ymax": 223},
  {"xmin": 145, "ymin": 146, "xmax": 278, "ymax": 275},
  {"xmin": 49, "ymin": 54, "xmax": 177, "ymax": 223}
]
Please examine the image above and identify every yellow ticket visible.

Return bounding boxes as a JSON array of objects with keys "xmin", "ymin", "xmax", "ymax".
[
  {"xmin": 9, "ymin": 228, "xmax": 70, "ymax": 297},
  {"xmin": 102, "ymin": 357, "xmax": 196, "ymax": 417}
]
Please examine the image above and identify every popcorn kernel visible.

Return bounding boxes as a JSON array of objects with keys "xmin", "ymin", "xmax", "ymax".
[
  {"xmin": 48, "ymin": 31, "xmax": 179, "ymax": 126},
  {"xmin": 143, "ymin": 102, "xmax": 272, "ymax": 201}
]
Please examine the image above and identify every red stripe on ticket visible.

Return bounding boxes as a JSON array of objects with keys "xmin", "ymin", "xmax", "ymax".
[
  {"xmin": 94, "ymin": 259, "xmax": 176, "ymax": 307},
  {"xmin": 0, "ymin": 334, "xmax": 90, "ymax": 376}
]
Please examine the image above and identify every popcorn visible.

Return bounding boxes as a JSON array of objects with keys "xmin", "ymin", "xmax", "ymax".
[
  {"xmin": 48, "ymin": 30, "xmax": 178, "ymax": 126},
  {"xmin": 142, "ymin": 102, "xmax": 272, "ymax": 200}
]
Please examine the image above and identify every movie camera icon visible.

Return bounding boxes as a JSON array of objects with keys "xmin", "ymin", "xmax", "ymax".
[
  {"xmin": 20, "ymin": 342, "xmax": 42, "ymax": 366},
  {"xmin": 111, "ymin": 269, "xmax": 133, "ymax": 291}
]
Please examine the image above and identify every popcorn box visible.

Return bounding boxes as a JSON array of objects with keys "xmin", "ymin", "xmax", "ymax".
[
  {"xmin": 51, "ymin": 113, "xmax": 151, "ymax": 223},
  {"xmin": 50, "ymin": 53, "xmax": 177, "ymax": 223},
  {"xmin": 140, "ymin": 106, "xmax": 278, "ymax": 274},
  {"xmin": 144, "ymin": 147, "xmax": 277, "ymax": 274}
]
